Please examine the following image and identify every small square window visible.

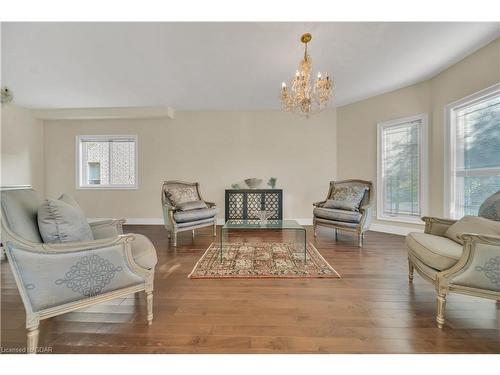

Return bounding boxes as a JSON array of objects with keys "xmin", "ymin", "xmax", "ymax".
[{"xmin": 77, "ymin": 135, "xmax": 137, "ymax": 189}]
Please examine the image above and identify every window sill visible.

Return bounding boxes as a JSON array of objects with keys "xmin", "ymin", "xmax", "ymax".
[
  {"xmin": 376, "ymin": 215, "xmax": 423, "ymax": 225},
  {"xmin": 77, "ymin": 186, "xmax": 138, "ymax": 190}
]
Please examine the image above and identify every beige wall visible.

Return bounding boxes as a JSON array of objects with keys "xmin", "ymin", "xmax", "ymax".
[
  {"xmin": 1, "ymin": 104, "xmax": 44, "ymax": 192},
  {"xmin": 5, "ymin": 38, "xmax": 498, "ymax": 228},
  {"xmin": 337, "ymin": 38, "xmax": 500, "ymax": 228},
  {"xmin": 44, "ymin": 110, "xmax": 337, "ymax": 220},
  {"xmin": 429, "ymin": 38, "xmax": 500, "ymax": 216}
]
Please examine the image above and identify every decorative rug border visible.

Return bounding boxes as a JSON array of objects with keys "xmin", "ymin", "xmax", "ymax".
[{"xmin": 188, "ymin": 242, "xmax": 341, "ymax": 279}]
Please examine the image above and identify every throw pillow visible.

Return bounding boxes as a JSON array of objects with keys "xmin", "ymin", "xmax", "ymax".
[
  {"xmin": 323, "ymin": 199, "xmax": 359, "ymax": 211},
  {"xmin": 478, "ymin": 191, "xmax": 500, "ymax": 221},
  {"xmin": 445, "ymin": 215, "xmax": 500, "ymax": 245},
  {"xmin": 177, "ymin": 200, "xmax": 208, "ymax": 211},
  {"xmin": 38, "ymin": 198, "xmax": 94, "ymax": 243},
  {"xmin": 329, "ymin": 186, "xmax": 368, "ymax": 211},
  {"xmin": 165, "ymin": 186, "xmax": 199, "ymax": 206},
  {"xmin": 59, "ymin": 193, "xmax": 85, "ymax": 213}
]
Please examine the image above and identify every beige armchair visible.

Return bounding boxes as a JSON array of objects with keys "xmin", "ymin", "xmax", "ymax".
[
  {"xmin": 313, "ymin": 179, "xmax": 373, "ymax": 247},
  {"xmin": 407, "ymin": 214, "xmax": 500, "ymax": 328},
  {"xmin": 161, "ymin": 180, "xmax": 217, "ymax": 246},
  {"xmin": 1, "ymin": 187, "xmax": 157, "ymax": 353}
]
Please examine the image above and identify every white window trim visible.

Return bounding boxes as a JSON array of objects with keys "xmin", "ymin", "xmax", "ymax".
[
  {"xmin": 377, "ymin": 113, "xmax": 429, "ymax": 224},
  {"xmin": 76, "ymin": 135, "xmax": 138, "ymax": 190},
  {"xmin": 444, "ymin": 83, "xmax": 500, "ymax": 218}
]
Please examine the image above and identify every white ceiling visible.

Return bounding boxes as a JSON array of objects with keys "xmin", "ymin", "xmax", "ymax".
[{"xmin": 2, "ymin": 22, "xmax": 499, "ymax": 110}]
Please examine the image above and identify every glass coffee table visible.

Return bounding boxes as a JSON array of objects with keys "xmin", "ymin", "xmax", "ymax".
[{"xmin": 220, "ymin": 219, "xmax": 307, "ymax": 262}]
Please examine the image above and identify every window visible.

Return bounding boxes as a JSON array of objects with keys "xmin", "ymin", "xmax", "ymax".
[
  {"xmin": 445, "ymin": 84, "xmax": 500, "ymax": 219},
  {"xmin": 77, "ymin": 135, "xmax": 137, "ymax": 189},
  {"xmin": 377, "ymin": 114, "xmax": 428, "ymax": 223}
]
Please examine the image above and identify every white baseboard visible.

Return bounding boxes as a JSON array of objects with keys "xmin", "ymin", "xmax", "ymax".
[
  {"xmin": 369, "ymin": 223, "xmax": 423, "ymax": 236},
  {"xmin": 98, "ymin": 217, "xmax": 420, "ymax": 236},
  {"xmin": 124, "ymin": 218, "xmax": 164, "ymax": 225},
  {"xmin": 110, "ymin": 218, "xmax": 314, "ymax": 226}
]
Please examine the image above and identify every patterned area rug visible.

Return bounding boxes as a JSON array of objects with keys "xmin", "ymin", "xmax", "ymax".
[{"xmin": 188, "ymin": 242, "xmax": 341, "ymax": 279}]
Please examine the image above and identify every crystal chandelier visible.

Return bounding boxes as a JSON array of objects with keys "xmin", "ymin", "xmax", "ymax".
[{"xmin": 280, "ymin": 33, "xmax": 333, "ymax": 116}]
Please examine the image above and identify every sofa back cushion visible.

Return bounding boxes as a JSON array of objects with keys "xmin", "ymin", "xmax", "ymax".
[
  {"xmin": 1, "ymin": 189, "xmax": 44, "ymax": 243},
  {"xmin": 445, "ymin": 215, "xmax": 500, "ymax": 245},
  {"xmin": 38, "ymin": 198, "xmax": 94, "ymax": 243}
]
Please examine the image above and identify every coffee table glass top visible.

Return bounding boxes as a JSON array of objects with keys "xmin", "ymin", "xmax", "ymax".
[{"xmin": 223, "ymin": 219, "xmax": 304, "ymax": 230}]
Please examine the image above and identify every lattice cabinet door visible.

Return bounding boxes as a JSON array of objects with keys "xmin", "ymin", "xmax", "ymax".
[
  {"xmin": 247, "ymin": 193, "xmax": 262, "ymax": 219},
  {"xmin": 264, "ymin": 192, "xmax": 281, "ymax": 219},
  {"xmin": 227, "ymin": 192, "xmax": 244, "ymax": 220},
  {"xmin": 225, "ymin": 189, "xmax": 283, "ymax": 221}
]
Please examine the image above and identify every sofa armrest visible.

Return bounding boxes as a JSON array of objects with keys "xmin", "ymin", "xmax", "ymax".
[
  {"xmin": 313, "ymin": 200, "xmax": 326, "ymax": 208},
  {"xmin": 163, "ymin": 201, "xmax": 177, "ymax": 211},
  {"xmin": 421, "ymin": 216, "xmax": 457, "ymax": 236},
  {"xmin": 459, "ymin": 233, "xmax": 500, "ymax": 245},
  {"xmin": 4, "ymin": 235, "xmax": 152, "ymax": 314},
  {"xmin": 89, "ymin": 218, "xmax": 125, "ymax": 239},
  {"xmin": 438, "ymin": 233, "xmax": 500, "ymax": 292},
  {"xmin": 204, "ymin": 201, "xmax": 216, "ymax": 208}
]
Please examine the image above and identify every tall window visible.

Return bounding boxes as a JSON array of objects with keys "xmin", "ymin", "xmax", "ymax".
[
  {"xmin": 377, "ymin": 114, "xmax": 428, "ymax": 223},
  {"xmin": 77, "ymin": 135, "xmax": 137, "ymax": 189},
  {"xmin": 446, "ymin": 84, "xmax": 500, "ymax": 219}
]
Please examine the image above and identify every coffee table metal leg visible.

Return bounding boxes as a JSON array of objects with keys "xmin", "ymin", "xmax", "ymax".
[
  {"xmin": 303, "ymin": 229, "xmax": 307, "ymax": 263},
  {"xmin": 220, "ymin": 226, "xmax": 223, "ymax": 262}
]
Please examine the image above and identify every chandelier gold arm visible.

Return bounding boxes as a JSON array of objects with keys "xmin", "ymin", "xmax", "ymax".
[{"xmin": 280, "ymin": 32, "xmax": 333, "ymax": 116}]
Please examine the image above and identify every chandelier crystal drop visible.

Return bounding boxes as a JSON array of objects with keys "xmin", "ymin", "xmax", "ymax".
[{"xmin": 280, "ymin": 33, "xmax": 334, "ymax": 117}]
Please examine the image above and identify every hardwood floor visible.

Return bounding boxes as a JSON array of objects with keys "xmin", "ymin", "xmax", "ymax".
[{"xmin": 1, "ymin": 225, "xmax": 499, "ymax": 353}]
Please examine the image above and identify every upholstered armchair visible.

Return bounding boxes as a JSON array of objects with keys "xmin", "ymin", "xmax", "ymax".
[
  {"xmin": 406, "ymin": 191, "xmax": 500, "ymax": 328},
  {"xmin": 161, "ymin": 180, "xmax": 217, "ymax": 246},
  {"xmin": 0, "ymin": 187, "xmax": 157, "ymax": 353},
  {"xmin": 313, "ymin": 180, "xmax": 373, "ymax": 247}
]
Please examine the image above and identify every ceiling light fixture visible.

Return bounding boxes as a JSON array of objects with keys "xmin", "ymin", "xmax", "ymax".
[{"xmin": 280, "ymin": 33, "xmax": 333, "ymax": 117}]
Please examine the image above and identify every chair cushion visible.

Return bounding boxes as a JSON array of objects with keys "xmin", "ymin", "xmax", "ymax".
[
  {"xmin": 1, "ymin": 189, "xmax": 44, "ymax": 243},
  {"xmin": 174, "ymin": 207, "xmax": 218, "ymax": 223},
  {"xmin": 129, "ymin": 234, "xmax": 158, "ymax": 269},
  {"xmin": 165, "ymin": 186, "xmax": 199, "ymax": 206},
  {"xmin": 177, "ymin": 200, "xmax": 208, "ymax": 211},
  {"xmin": 406, "ymin": 232, "xmax": 462, "ymax": 271},
  {"xmin": 323, "ymin": 199, "xmax": 360, "ymax": 211},
  {"xmin": 313, "ymin": 207, "xmax": 362, "ymax": 223},
  {"xmin": 38, "ymin": 199, "xmax": 94, "ymax": 243},
  {"xmin": 445, "ymin": 215, "xmax": 500, "ymax": 245},
  {"xmin": 177, "ymin": 217, "xmax": 216, "ymax": 228}
]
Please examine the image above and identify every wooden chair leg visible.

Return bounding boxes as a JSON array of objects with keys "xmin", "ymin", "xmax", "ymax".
[
  {"xmin": 172, "ymin": 231, "xmax": 177, "ymax": 247},
  {"xmin": 408, "ymin": 260, "xmax": 414, "ymax": 283},
  {"xmin": 436, "ymin": 292, "xmax": 447, "ymax": 329},
  {"xmin": 146, "ymin": 291, "xmax": 153, "ymax": 325},
  {"xmin": 27, "ymin": 325, "xmax": 39, "ymax": 354},
  {"xmin": 213, "ymin": 221, "xmax": 217, "ymax": 237},
  {"xmin": 313, "ymin": 223, "xmax": 317, "ymax": 237},
  {"xmin": 358, "ymin": 232, "xmax": 363, "ymax": 247},
  {"xmin": 334, "ymin": 229, "xmax": 338, "ymax": 241},
  {"xmin": 192, "ymin": 229, "xmax": 195, "ymax": 239}
]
